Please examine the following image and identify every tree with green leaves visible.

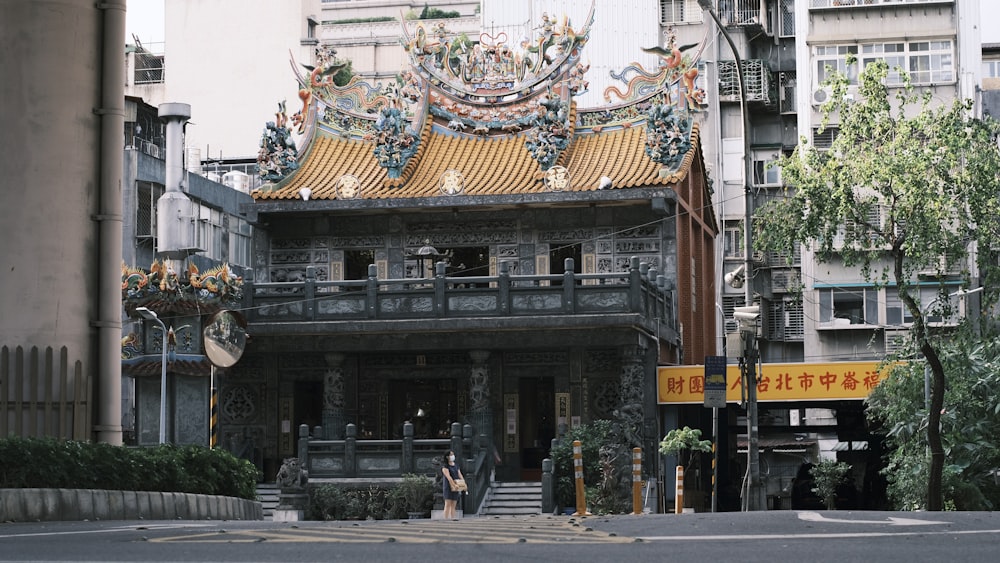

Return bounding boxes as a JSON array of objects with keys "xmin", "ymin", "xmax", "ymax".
[
  {"xmin": 756, "ymin": 56, "xmax": 1000, "ymax": 510},
  {"xmin": 867, "ymin": 327, "xmax": 1000, "ymax": 510},
  {"xmin": 659, "ymin": 426, "xmax": 712, "ymax": 472},
  {"xmin": 810, "ymin": 460, "xmax": 852, "ymax": 510}
]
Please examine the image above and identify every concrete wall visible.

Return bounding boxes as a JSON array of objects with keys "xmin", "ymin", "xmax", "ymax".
[{"xmin": 0, "ymin": 489, "xmax": 262, "ymax": 522}]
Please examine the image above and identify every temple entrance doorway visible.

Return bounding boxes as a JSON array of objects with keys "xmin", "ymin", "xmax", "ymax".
[{"xmin": 518, "ymin": 376, "xmax": 555, "ymax": 481}]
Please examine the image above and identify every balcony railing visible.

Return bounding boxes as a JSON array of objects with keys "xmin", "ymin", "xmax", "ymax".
[
  {"xmin": 297, "ymin": 421, "xmax": 493, "ymax": 515},
  {"xmin": 243, "ymin": 257, "xmax": 677, "ymax": 335},
  {"xmin": 810, "ymin": 0, "xmax": 950, "ymax": 8}
]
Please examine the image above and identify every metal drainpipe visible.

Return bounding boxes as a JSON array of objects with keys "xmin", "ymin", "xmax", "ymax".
[{"xmin": 95, "ymin": 0, "xmax": 127, "ymax": 445}]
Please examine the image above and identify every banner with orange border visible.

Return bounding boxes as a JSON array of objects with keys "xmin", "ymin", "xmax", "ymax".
[{"xmin": 658, "ymin": 361, "xmax": 895, "ymax": 404}]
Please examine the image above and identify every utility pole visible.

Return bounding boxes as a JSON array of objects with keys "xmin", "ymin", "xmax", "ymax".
[{"xmin": 699, "ymin": 0, "xmax": 765, "ymax": 511}]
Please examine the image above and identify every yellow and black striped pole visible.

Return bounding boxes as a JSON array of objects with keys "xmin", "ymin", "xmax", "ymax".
[
  {"xmin": 631, "ymin": 447, "xmax": 642, "ymax": 515},
  {"xmin": 210, "ymin": 366, "xmax": 218, "ymax": 448},
  {"xmin": 572, "ymin": 440, "xmax": 591, "ymax": 516}
]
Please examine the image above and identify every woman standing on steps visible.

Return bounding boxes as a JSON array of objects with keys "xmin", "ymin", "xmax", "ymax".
[{"xmin": 441, "ymin": 450, "xmax": 464, "ymax": 520}]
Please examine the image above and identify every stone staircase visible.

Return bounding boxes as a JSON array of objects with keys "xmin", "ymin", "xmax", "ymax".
[
  {"xmin": 256, "ymin": 482, "xmax": 280, "ymax": 521},
  {"xmin": 480, "ymin": 481, "xmax": 543, "ymax": 516}
]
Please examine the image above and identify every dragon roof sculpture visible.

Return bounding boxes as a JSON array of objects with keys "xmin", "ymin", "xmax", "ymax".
[{"xmin": 252, "ymin": 6, "xmax": 708, "ymax": 201}]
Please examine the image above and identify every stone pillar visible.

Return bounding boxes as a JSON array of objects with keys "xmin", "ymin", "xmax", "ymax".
[
  {"xmin": 617, "ymin": 344, "xmax": 646, "ymax": 449},
  {"xmin": 467, "ymin": 350, "xmax": 493, "ymax": 447},
  {"xmin": 323, "ymin": 353, "xmax": 346, "ymax": 439}
]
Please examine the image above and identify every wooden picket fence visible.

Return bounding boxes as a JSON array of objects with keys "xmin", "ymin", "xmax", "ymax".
[{"xmin": 0, "ymin": 345, "xmax": 91, "ymax": 440}]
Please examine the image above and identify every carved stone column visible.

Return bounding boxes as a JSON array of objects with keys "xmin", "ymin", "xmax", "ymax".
[
  {"xmin": 467, "ymin": 350, "xmax": 493, "ymax": 447},
  {"xmin": 617, "ymin": 344, "xmax": 646, "ymax": 449},
  {"xmin": 323, "ymin": 353, "xmax": 346, "ymax": 439}
]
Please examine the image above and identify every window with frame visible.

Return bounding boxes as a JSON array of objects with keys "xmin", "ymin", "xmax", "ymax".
[
  {"xmin": 884, "ymin": 290, "xmax": 913, "ymax": 326},
  {"xmin": 815, "ymin": 45, "xmax": 859, "ymax": 85},
  {"xmin": 984, "ymin": 60, "xmax": 1000, "ymax": 78},
  {"xmin": 861, "ymin": 42, "xmax": 906, "ymax": 84},
  {"xmin": 908, "ymin": 40, "xmax": 954, "ymax": 84},
  {"xmin": 886, "ymin": 286, "xmax": 959, "ymax": 326},
  {"xmin": 845, "ymin": 40, "xmax": 954, "ymax": 86},
  {"xmin": 723, "ymin": 220, "xmax": 744, "ymax": 258},
  {"xmin": 194, "ymin": 204, "xmax": 224, "ymax": 260},
  {"xmin": 227, "ymin": 216, "xmax": 252, "ymax": 268},
  {"xmin": 752, "ymin": 153, "xmax": 782, "ymax": 186},
  {"xmin": 818, "ymin": 287, "xmax": 878, "ymax": 325}
]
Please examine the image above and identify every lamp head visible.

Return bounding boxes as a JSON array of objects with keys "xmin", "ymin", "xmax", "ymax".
[
  {"xmin": 135, "ymin": 306, "xmax": 158, "ymax": 321},
  {"xmin": 724, "ymin": 264, "xmax": 746, "ymax": 289}
]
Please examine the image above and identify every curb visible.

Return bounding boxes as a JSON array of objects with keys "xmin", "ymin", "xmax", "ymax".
[{"xmin": 0, "ymin": 488, "xmax": 263, "ymax": 522}]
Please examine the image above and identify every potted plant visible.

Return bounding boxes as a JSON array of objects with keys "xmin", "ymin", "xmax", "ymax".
[
  {"xmin": 810, "ymin": 460, "xmax": 852, "ymax": 510},
  {"xmin": 658, "ymin": 426, "xmax": 712, "ymax": 512},
  {"xmin": 397, "ymin": 473, "xmax": 434, "ymax": 519}
]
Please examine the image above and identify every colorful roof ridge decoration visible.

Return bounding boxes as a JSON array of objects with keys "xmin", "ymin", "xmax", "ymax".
[
  {"xmin": 121, "ymin": 260, "xmax": 244, "ymax": 310},
  {"xmin": 255, "ymin": 100, "xmax": 300, "ymax": 183},
  {"xmin": 252, "ymin": 11, "xmax": 708, "ymax": 202}
]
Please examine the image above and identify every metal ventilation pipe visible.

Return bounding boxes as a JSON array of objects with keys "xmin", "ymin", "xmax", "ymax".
[{"xmin": 156, "ymin": 103, "xmax": 197, "ymax": 259}]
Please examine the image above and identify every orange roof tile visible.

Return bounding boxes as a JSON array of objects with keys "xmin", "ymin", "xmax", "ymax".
[{"xmin": 253, "ymin": 122, "xmax": 700, "ymax": 202}]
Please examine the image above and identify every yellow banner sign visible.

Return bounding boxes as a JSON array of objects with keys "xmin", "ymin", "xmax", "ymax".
[{"xmin": 657, "ymin": 361, "xmax": 890, "ymax": 404}]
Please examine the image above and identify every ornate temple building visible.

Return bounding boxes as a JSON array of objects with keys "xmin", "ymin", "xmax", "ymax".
[{"xmin": 125, "ymin": 7, "xmax": 719, "ymax": 486}]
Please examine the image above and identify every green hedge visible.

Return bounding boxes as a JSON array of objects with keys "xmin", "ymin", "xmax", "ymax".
[
  {"xmin": 0, "ymin": 437, "xmax": 258, "ymax": 501},
  {"xmin": 308, "ymin": 474, "xmax": 435, "ymax": 521}
]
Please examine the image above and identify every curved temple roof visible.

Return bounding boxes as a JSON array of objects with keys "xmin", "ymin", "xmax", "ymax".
[{"xmin": 253, "ymin": 8, "xmax": 707, "ymax": 203}]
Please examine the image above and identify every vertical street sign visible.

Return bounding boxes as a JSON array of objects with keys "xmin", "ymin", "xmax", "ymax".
[{"xmin": 704, "ymin": 355, "xmax": 728, "ymax": 408}]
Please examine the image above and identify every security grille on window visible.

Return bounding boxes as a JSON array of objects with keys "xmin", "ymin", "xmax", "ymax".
[
  {"xmin": 779, "ymin": 0, "xmax": 795, "ymax": 37},
  {"xmin": 768, "ymin": 299, "xmax": 804, "ymax": 341},
  {"xmin": 779, "ymin": 72, "xmax": 797, "ymax": 114},
  {"xmin": 718, "ymin": 60, "xmax": 771, "ymax": 103},
  {"xmin": 721, "ymin": 295, "xmax": 747, "ymax": 333},
  {"xmin": 811, "ymin": 126, "xmax": 839, "ymax": 149},
  {"xmin": 660, "ymin": 0, "xmax": 703, "ymax": 24}
]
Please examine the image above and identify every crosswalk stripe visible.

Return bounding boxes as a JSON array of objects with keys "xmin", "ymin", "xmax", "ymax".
[{"xmin": 150, "ymin": 518, "xmax": 633, "ymax": 544}]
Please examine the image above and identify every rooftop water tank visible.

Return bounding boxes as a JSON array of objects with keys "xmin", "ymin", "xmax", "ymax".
[
  {"xmin": 223, "ymin": 171, "xmax": 250, "ymax": 193},
  {"xmin": 186, "ymin": 146, "xmax": 202, "ymax": 174}
]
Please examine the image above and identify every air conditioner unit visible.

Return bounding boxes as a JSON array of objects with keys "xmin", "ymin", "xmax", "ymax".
[
  {"xmin": 884, "ymin": 330, "xmax": 910, "ymax": 356},
  {"xmin": 919, "ymin": 254, "xmax": 951, "ymax": 277},
  {"xmin": 812, "ymin": 87, "xmax": 831, "ymax": 107}
]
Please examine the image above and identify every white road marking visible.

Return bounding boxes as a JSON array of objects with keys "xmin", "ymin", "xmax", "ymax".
[
  {"xmin": 797, "ymin": 511, "xmax": 950, "ymax": 526},
  {"xmin": 638, "ymin": 529, "xmax": 1000, "ymax": 541},
  {"xmin": 0, "ymin": 523, "xmax": 214, "ymax": 539}
]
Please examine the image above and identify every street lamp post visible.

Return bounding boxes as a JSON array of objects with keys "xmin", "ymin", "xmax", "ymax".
[
  {"xmin": 136, "ymin": 307, "xmax": 169, "ymax": 444},
  {"xmin": 697, "ymin": 0, "xmax": 765, "ymax": 511}
]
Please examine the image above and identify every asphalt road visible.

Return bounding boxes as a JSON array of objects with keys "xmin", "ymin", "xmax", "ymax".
[{"xmin": 2, "ymin": 510, "xmax": 998, "ymax": 562}]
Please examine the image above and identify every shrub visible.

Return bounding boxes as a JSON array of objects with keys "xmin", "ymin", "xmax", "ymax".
[
  {"xmin": 810, "ymin": 461, "xmax": 852, "ymax": 510},
  {"xmin": 309, "ymin": 480, "xmax": 423, "ymax": 521},
  {"xmin": 550, "ymin": 420, "xmax": 618, "ymax": 511},
  {"xmin": 0, "ymin": 437, "xmax": 257, "ymax": 500}
]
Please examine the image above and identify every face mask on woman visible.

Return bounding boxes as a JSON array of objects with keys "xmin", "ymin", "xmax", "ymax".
[{"xmin": 449, "ymin": 455, "xmax": 455, "ymax": 462}]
